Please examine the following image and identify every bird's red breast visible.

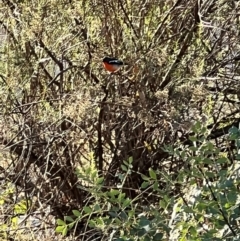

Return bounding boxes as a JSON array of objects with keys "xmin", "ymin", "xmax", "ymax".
[
  {"xmin": 102, "ymin": 62, "xmax": 120, "ymax": 72},
  {"xmin": 102, "ymin": 57, "xmax": 124, "ymax": 72}
]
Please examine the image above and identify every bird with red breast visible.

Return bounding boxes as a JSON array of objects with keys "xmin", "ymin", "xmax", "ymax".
[{"xmin": 102, "ymin": 57, "xmax": 128, "ymax": 72}]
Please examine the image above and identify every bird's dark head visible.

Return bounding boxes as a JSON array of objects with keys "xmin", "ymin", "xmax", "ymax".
[{"xmin": 103, "ymin": 57, "xmax": 113, "ymax": 62}]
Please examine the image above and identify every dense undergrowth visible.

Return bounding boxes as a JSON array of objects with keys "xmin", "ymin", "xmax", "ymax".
[{"xmin": 1, "ymin": 0, "xmax": 240, "ymax": 240}]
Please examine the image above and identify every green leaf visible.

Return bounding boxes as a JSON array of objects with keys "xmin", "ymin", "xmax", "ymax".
[
  {"xmin": 205, "ymin": 171, "xmax": 215, "ymax": 178},
  {"xmin": 159, "ymin": 199, "xmax": 167, "ymax": 209},
  {"xmin": 189, "ymin": 226, "xmax": 197, "ymax": 236},
  {"xmin": 192, "ymin": 121, "xmax": 201, "ymax": 133},
  {"xmin": 217, "ymin": 157, "xmax": 228, "ymax": 164},
  {"xmin": 119, "ymin": 211, "xmax": 128, "ymax": 220},
  {"xmin": 68, "ymin": 222, "xmax": 75, "ymax": 229},
  {"xmin": 189, "ymin": 135, "xmax": 198, "ymax": 142},
  {"xmin": 123, "ymin": 160, "xmax": 129, "ymax": 166},
  {"xmin": 62, "ymin": 226, "xmax": 68, "ymax": 236},
  {"xmin": 108, "ymin": 211, "xmax": 118, "ymax": 218},
  {"xmin": 149, "ymin": 168, "xmax": 157, "ymax": 180},
  {"xmin": 83, "ymin": 206, "xmax": 92, "ymax": 214},
  {"xmin": 118, "ymin": 192, "xmax": 126, "ymax": 201},
  {"xmin": 180, "ymin": 151, "xmax": 186, "ymax": 158},
  {"xmin": 109, "ymin": 189, "xmax": 120, "ymax": 196},
  {"xmin": 128, "ymin": 156, "xmax": 133, "ymax": 164},
  {"xmin": 96, "ymin": 217, "xmax": 104, "ymax": 226},
  {"xmin": 96, "ymin": 177, "xmax": 104, "ymax": 184},
  {"xmin": 121, "ymin": 164, "xmax": 128, "ymax": 171},
  {"xmin": 236, "ymin": 140, "xmax": 240, "ymax": 149},
  {"xmin": 162, "ymin": 144, "xmax": 174, "ymax": 153},
  {"xmin": 224, "ymin": 202, "xmax": 231, "ymax": 209},
  {"xmin": 235, "ymin": 154, "xmax": 240, "ymax": 160},
  {"xmin": 55, "ymin": 226, "xmax": 65, "ymax": 233},
  {"xmin": 136, "ymin": 228, "xmax": 147, "ymax": 237},
  {"xmin": 200, "ymin": 126, "xmax": 207, "ymax": 134},
  {"xmin": 219, "ymin": 169, "xmax": 227, "ymax": 177},
  {"xmin": 163, "ymin": 195, "xmax": 170, "ymax": 202},
  {"xmin": 153, "ymin": 181, "xmax": 158, "ymax": 190},
  {"xmin": 85, "ymin": 167, "xmax": 91, "ymax": 175},
  {"xmin": 141, "ymin": 181, "xmax": 149, "ymax": 189},
  {"xmin": 57, "ymin": 219, "xmax": 66, "ymax": 226},
  {"xmin": 65, "ymin": 216, "xmax": 74, "ymax": 222},
  {"xmin": 114, "ymin": 218, "xmax": 122, "ymax": 225},
  {"xmin": 228, "ymin": 126, "xmax": 240, "ymax": 136},
  {"xmin": 91, "ymin": 170, "xmax": 97, "ymax": 179},
  {"xmin": 14, "ymin": 200, "xmax": 28, "ymax": 214},
  {"xmin": 153, "ymin": 233, "xmax": 164, "ymax": 240},
  {"xmin": 93, "ymin": 204, "xmax": 101, "ymax": 211},
  {"xmin": 202, "ymin": 158, "xmax": 212, "ymax": 164},
  {"xmin": 72, "ymin": 209, "xmax": 81, "ymax": 217},
  {"xmin": 189, "ymin": 146, "xmax": 198, "ymax": 152},
  {"xmin": 226, "ymin": 192, "xmax": 238, "ymax": 203},
  {"xmin": 141, "ymin": 174, "xmax": 149, "ymax": 181},
  {"xmin": 122, "ymin": 198, "xmax": 131, "ymax": 208},
  {"xmin": 144, "ymin": 235, "xmax": 152, "ymax": 241},
  {"xmin": 139, "ymin": 217, "xmax": 151, "ymax": 228},
  {"xmin": 11, "ymin": 217, "xmax": 18, "ymax": 227},
  {"xmin": 184, "ymin": 206, "xmax": 193, "ymax": 213},
  {"xmin": 88, "ymin": 220, "xmax": 96, "ymax": 228},
  {"xmin": 117, "ymin": 173, "xmax": 124, "ymax": 181}
]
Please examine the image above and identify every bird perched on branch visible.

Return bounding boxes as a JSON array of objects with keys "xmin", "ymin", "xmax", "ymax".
[{"xmin": 102, "ymin": 57, "xmax": 128, "ymax": 72}]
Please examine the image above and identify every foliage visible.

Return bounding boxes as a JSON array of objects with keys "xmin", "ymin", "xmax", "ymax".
[
  {"xmin": 0, "ymin": 183, "xmax": 31, "ymax": 239},
  {"xmin": 55, "ymin": 123, "xmax": 240, "ymax": 240}
]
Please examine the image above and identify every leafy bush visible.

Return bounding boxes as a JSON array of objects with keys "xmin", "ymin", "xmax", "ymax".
[{"xmin": 56, "ymin": 122, "xmax": 240, "ymax": 240}]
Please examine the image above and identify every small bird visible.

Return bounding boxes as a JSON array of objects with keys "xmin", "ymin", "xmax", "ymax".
[{"xmin": 102, "ymin": 57, "xmax": 127, "ymax": 72}]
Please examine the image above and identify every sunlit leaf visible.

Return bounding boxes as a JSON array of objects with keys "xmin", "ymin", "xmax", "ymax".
[
  {"xmin": 57, "ymin": 219, "xmax": 66, "ymax": 226},
  {"xmin": 149, "ymin": 168, "xmax": 157, "ymax": 180},
  {"xmin": 83, "ymin": 206, "xmax": 92, "ymax": 214},
  {"xmin": 72, "ymin": 209, "xmax": 81, "ymax": 217}
]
